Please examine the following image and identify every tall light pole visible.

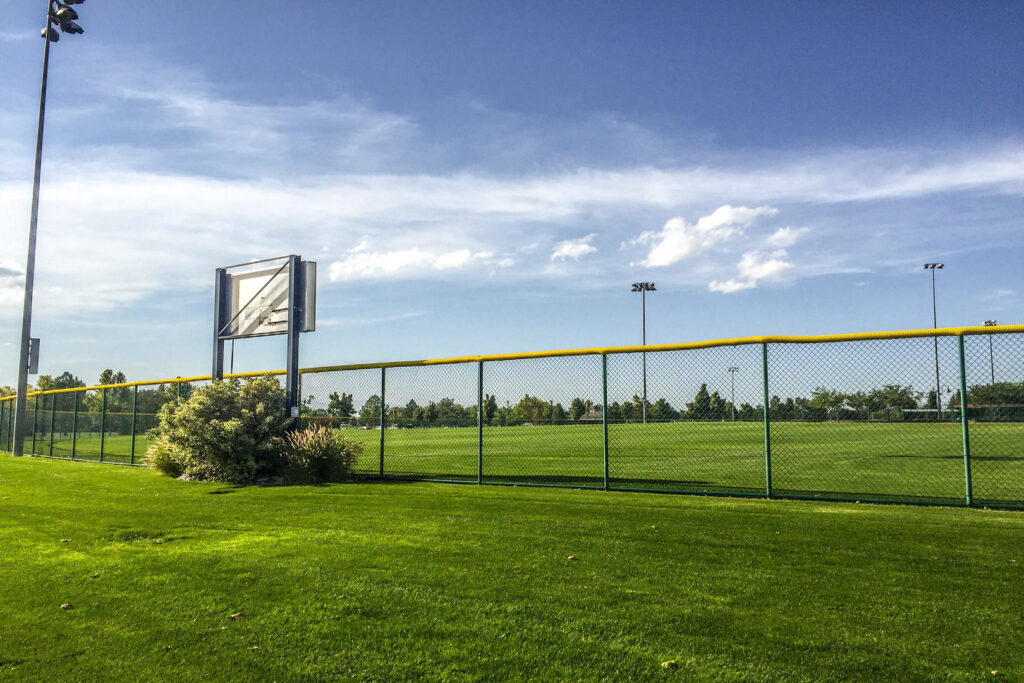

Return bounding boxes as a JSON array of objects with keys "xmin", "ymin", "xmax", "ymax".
[
  {"xmin": 631, "ymin": 282, "xmax": 655, "ymax": 424},
  {"xmin": 984, "ymin": 320, "xmax": 997, "ymax": 385},
  {"xmin": 11, "ymin": 1, "xmax": 85, "ymax": 457},
  {"xmin": 727, "ymin": 366, "xmax": 739, "ymax": 421},
  {"xmin": 923, "ymin": 263, "xmax": 944, "ymax": 421}
]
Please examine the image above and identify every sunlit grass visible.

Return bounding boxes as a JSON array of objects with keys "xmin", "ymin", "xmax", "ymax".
[{"xmin": 1, "ymin": 455, "xmax": 1023, "ymax": 681}]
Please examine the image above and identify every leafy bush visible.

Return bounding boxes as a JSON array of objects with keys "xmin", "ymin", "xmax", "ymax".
[
  {"xmin": 147, "ymin": 377, "xmax": 291, "ymax": 484},
  {"xmin": 143, "ymin": 438, "xmax": 184, "ymax": 478},
  {"xmin": 278, "ymin": 425, "xmax": 361, "ymax": 484}
]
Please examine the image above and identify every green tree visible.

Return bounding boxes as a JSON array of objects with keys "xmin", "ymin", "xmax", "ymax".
[
  {"xmin": 359, "ymin": 395, "xmax": 382, "ymax": 425},
  {"xmin": 569, "ymin": 398, "xmax": 586, "ymax": 421},
  {"xmin": 328, "ymin": 392, "xmax": 354, "ymax": 417},
  {"xmin": 708, "ymin": 391, "xmax": 725, "ymax": 420},
  {"xmin": 649, "ymin": 397, "xmax": 677, "ymax": 421},
  {"xmin": 36, "ymin": 371, "xmax": 85, "ymax": 392},
  {"xmin": 808, "ymin": 387, "xmax": 846, "ymax": 421},
  {"xmin": 483, "ymin": 394, "xmax": 497, "ymax": 424},
  {"xmin": 686, "ymin": 384, "xmax": 711, "ymax": 418}
]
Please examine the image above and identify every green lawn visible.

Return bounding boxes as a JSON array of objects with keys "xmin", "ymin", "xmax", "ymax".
[
  {"xmin": 25, "ymin": 420, "xmax": 1024, "ymax": 506},
  {"xmin": 1, "ymin": 455, "xmax": 1022, "ymax": 681}
]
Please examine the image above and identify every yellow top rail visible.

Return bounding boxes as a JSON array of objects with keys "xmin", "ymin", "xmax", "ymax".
[{"xmin": 2, "ymin": 324, "xmax": 1021, "ymax": 400}]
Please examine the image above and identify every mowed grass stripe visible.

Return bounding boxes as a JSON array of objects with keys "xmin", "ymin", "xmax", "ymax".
[{"xmin": 0, "ymin": 455, "xmax": 1022, "ymax": 681}]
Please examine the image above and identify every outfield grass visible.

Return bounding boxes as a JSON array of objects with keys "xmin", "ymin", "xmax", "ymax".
[
  {"xmin": 28, "ymin": 420, "xmax": 1024, "ymax": 507},
  {"xmin": 1, "ymin": 455, "xmax": 1022, "ymax": 681}
]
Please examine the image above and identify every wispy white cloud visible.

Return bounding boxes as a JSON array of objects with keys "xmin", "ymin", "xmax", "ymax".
[
  {"xmin": 1, "ymin": 53, "xmax": 1023, "ymax": 317},
  {"xmin": 317, "ymin": 311, "xmax": 426, "ymax": 327},
  {"xmin": 0, "ymin": 31, "xmax": 34, "ymax": 42},
  {"xmin": 328, "ymin": 243, "xmax": 507, "ymax": 281},
  {"xmin": 551, "ymin": 234, "xmax": 597, "ymax": 261},
  {"xmin": 629, "ymin": 205, "xmax": 778, "ymax": 267}
]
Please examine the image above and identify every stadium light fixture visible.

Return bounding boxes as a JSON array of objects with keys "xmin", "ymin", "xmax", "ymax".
[
  {"xmin": 631, "ymin": 282, "xmax": 656, "ymax": 424},
  {"xmin": 727, "ymin": 366, "xmax": 739, "ymax": 421},
  {"xmin": 984, "ymin": 319, "xmax": 997, "ymax": 385},
  {"xmin": 922, "ymin": 264, "xmax": 944, "ymax": 420},
  {"xmin": 12, "ymin": 0, "xmax": 86, "ymax": 458}
]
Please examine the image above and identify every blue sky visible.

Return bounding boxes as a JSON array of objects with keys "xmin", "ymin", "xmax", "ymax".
[{"xmin": 0, "ymin": 1, "xmax": 1022, "ymax": 387}]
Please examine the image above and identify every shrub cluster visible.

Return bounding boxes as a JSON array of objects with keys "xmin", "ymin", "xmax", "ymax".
[{"xmin": 277, "ymin": 425, "xmax": 362, "ymax": 484}]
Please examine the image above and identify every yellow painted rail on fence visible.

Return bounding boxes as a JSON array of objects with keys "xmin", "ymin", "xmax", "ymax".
[{"xmin": 2, "ymin": 324, "xmax": 1022, "ymax": 400}]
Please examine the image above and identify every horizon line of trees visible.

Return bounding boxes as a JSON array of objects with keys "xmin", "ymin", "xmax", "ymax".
[{"xmin": 299, "ymin": 381, "xmax": 1024, "ymax": 427}]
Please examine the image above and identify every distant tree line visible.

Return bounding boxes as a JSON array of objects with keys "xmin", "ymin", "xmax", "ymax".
[{"xmin": 301, "ymin": 380, "xmax": 1024, "ymax": 427}]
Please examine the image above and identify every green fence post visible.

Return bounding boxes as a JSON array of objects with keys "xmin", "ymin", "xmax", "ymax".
[
  {"xmin": 762, "ymin": 342, "xmax": 773, "ymax": 499},
  {"xmin": 130, "ymin": 385, "xmax": 139, "ymax": 465},
  {"xmin": 602, "ymin": 353, "xmax": 609, "ymax": 491},
  {"xmin": 477, "ymin": 361, "xmax": 484, "ymax": 484},
  {"xmin": 958, "ymin": 335, "xmax": 973, "ymax": 506},
  {"xmin": 48, "ymin": 394, "xmax": 56, "ymax": 457},
  {"xmin": 99, "ymin": 389, "xmax": 107, "ymax": 463},
  {"xmin": 379, "ymin": 367, "xmax": 386, "ymax": 477},
  {"xmin": 31, "ymin": 395, "xmax": 39, "ymax": 456},
  {"xmin": 0, "ymin": 401, "xmax": 6, "ymax": 452},
  {"xmin": 71, "ymin": 391, "xmax": 79, "ymax": 460}
]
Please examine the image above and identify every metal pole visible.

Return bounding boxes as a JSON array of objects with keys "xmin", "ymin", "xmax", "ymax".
[
  {"xmin": 762, "ymin": 343, "xmax": 773, "ymax": 499},
  {"xmin": 71, "ymin": 390, "xmax": 78, "ymax": 460},
  {"xmin": 931, "ymin": 268, "xmax": 942, "ymax": 421},
  {"xmin": 285, "ymin": 255, "xmax": 301, "ymax": 420},
  {"xmin": 12, "ymin": 1, "xmax": 55, "ymax": 458},
  {"xmin": 31, "ymin": 395, "xmax": 39, "ymax": 455},
  {"xmin": 477, "ymin": 361, "xmax": 483, "ymax": 484},
  {"xmin": 641, "ymin": 289, "xmax": 647, "ymax": 424},
  {"xmin": 379, "ymin": 367, "xmax": 385, "ymax": 477},
  {"xmin": 729, "ymin": 367, "xmax": 738, "ymax": 421},
  {"xmin": 48, "ymin": 393, "xmax": 55, "ymax": 457},
  {"xmin": 988, "ymin": 333, "xmax": 995, "ymax": 385},
  {"xmin": 0, "ymin": 401, "xmax": 6, "ymax": 452},
  {"xmin": 212, "ymin": 267, "xmax": 226, "ymax": 380},
  {"xmin": 129, "ymin": 385, "xmax": 138, "ymax": 465},
  {"xmin": 99, "ymin": 389, "xmax": 106, "ymax": 462},
  {"xmin": 602, "ymin": 353, "xmax": 609, "ymax": 491},
  {"xmin": 958, "ymin": 335, "xmax": 973, "ymax": 506}
]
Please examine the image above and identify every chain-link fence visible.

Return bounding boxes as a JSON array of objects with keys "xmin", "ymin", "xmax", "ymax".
[{"xmin": 2, "ymin": 328, "xmax": 1023, "ymax": 508}]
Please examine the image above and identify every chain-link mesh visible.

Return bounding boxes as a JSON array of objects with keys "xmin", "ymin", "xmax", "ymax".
[
  {"xmin": 297, "ymin": 368, "xmax": 384, "ymax": 477},
  {"xmin": 963, "ymin": 332, "xmax": 1024, "ymax": 507},
  {"xmin": 49, "ymin": 392, "xmax": 76, "ymax": 459},
  {"xmin": 607, "ymin": 346, "xmax": 766, "ymax": 494},
  {"xmin": 383, "ymin": 363, "xmax": 478, "ymax": 481},
  {"xmin": 2, "ymin": 332, "xmax": 1023, "ymax": 508},
  {"xmin": 481, "ymin": 355, "xmax": 603, "ymax": 487},
  {"xmin": 768, "ymin": 337, "xmax": 966, "ymax": 504}
]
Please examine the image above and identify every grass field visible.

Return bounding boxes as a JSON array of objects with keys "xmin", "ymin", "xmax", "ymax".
[
  {"xmin": 1, "ymin": 455, "xmax": 1023, "ymax": 681},
  {"xmin": 29, "ymin": 420, "xmax": 1024, "ymax": 507}
]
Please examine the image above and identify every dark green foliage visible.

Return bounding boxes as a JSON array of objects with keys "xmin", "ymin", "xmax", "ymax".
[
  {"xmin": 147, "ymin": 378, "xmax": 290, "ymax": 484},
  {"xmin": 328, "ymin": 391, "xmax": 354, "ymax": 417},
  {"xmin": 358, "ymin": 394, "xmax": 382, "ymax": 426}
]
